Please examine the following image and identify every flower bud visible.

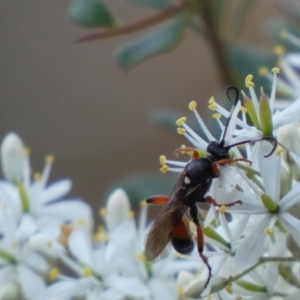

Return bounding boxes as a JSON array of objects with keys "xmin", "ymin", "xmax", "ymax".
[
  {"xmin": 105, "ymin": 188, "xmax": 131, "ymax": 232},
  {"xmin": 1, "ymin": 133, "xmax": 25, "ymax": 183}
]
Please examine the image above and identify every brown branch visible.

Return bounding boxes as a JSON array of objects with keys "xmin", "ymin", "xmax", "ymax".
[{"xmin": 74, "ymin": 4, "xmax": 186, "ymax": 43}]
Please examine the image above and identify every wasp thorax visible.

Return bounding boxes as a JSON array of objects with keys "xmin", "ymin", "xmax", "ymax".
[
  {"xmin": 184, "ymin": 158, "xmax": 214, "ymax": 185},
  {"xmin": 206, "ymin": 141, "xmax": 230, "ymax": 161}
]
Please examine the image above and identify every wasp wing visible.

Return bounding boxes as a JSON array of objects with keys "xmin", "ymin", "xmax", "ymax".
[{"xmin": 144, "ymin": 173, "xmax": 189, "ymax": 261}]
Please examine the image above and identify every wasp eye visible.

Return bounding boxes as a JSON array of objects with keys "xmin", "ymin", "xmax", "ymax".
[{"xmin": 184, "ymin": 176, "xmax": 191, "ymax": 185}]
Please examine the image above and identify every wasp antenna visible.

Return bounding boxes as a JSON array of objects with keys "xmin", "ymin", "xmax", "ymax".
[
  {"xmin": 220, "ymin": 86, "xmax": 240, "ymax": 146},
  {"xmin": 227, "ymin": 136, "xmax": 277, "ymax": 157},
  {"xmin": 261, "ymin": 136, "xmax": 277, "ymax": 157}
]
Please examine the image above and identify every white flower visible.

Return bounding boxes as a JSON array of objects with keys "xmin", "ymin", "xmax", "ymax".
[{"xmin": 0, "ymin": 133, "xmax": 93, "ymax": 232}]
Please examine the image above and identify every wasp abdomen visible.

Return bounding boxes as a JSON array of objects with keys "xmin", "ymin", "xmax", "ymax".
[{"xmin": 171, "ymin": 236, "xmax": 194, "ymax": 254}]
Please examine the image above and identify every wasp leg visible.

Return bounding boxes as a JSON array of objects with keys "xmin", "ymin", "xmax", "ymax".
[
  {"xmin": 212, "ymin": 158, "xmax": 251, "ymax": 176},
  {"xmin": 174, "ymin": 147, "xmax": 199, "ymax": 159},
  {"xmin": 146, "ymin": 195, "xmax": 169, "ymax": 205},
  {"xmin": 205, "ymin": 195, "xmax": 241, "ymax": 207},
  {"xmin": 190, "ymin": 204, "xmax": 212, "ymax": 289}
]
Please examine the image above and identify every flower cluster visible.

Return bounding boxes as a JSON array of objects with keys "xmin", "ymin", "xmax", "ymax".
[
  {"xmin": 158, "ymin": 68, "xmax": 300, "ymax": 299},
  {"xmin": 2, "ymin": 49, "xmax": 300, "ymax": 300}
]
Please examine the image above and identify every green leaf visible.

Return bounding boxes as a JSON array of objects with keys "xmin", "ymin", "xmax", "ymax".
[
  {"xmin": 69, "ymin": 0, "xmax": 115, "ymax": 28},
  {"xmin": 116, "ymin": 17, "xmax": 187, "ymax": 70},
  {"xmin": 125, "ymin": 0, "xmax": 171, "ymax": 9}
]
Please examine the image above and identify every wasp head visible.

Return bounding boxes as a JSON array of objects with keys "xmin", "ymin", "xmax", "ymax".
[{"xmin": 206, "ymin": 141, "xmax": 230, "ymax": 161}]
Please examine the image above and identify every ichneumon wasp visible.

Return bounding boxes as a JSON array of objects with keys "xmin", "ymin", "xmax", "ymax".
[{"xmin": 144, "ymin": 86, "xmax": 277, "ymax": 289}]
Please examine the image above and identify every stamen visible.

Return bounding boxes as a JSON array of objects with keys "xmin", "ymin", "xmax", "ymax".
[
  {"xmin": 272, "ymin": 67, "xmax": 280, "ymax": 74},
  {"xmin": 245, "ymin": 74, "xmax": 255, "ymax": 87},
  {"xmin": 159, "ymin": 155, "xmax": 167, "ymax": 166},
  {"xmin": 264, "ymin": 227, "xmax": 273, "ymax": 235},
  {"xmin": 49, "ymin": 268, "xmax": 59, "ymax": 281},
  {"xmin": 189, "ymin": 100, "xmax": 197, "ymax": 111},
  {"xmin": 273, "ymin": 45, "xmax": 285, "ymax": 56},
  {"xmin": 240, "ymin": 106, "xmax": 247, "ymax": 113},
  {"xmin": 99, "ymin": 208, "xmax": 106, "ymax": 217},
  {"xmin": 177, "ymin": 128, "xmax": 186, "ymax": 135},
  {"xmin": 219, "ymin": 206, "xmax": 227, "ymax": 214},
  {"xmin": 225, "ymin": 284, "xmax": 233, "ymax": 294},
  {"xmin": 176, "ymin": 117, "xmax": 187, "ymax": 126},
  {"xmin": 258, "ymin": 67, "xmax": 268, "ymax": 76},
  {"xmin": 83, "ymin": 267, "xmax": 92, "ymax": 277},
  {"xmin": 160, "ymin": 165, "xmax": 169, "ymax": 173},
  {"xmin": 212, "ymin": 113, "xmax": 221, "ymax": 119}
]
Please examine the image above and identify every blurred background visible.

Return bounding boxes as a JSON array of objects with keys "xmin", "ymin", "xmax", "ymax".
[{"xmin": 0, "ymin": 1, "xmax": 279, "ymax": 213}]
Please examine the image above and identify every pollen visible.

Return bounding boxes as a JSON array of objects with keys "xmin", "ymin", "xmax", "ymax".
[
  {"xmin": 208, "ymin": 103, "xmax": 217, "ymax": 111},
  {"xmin": 83, "ymin": 267, "xmax": 92, "ymax": 277},
  {"xmin": 159, "ymin": 155, "xmax": 167, "ymax": 166},
  {"xmin": 245, "ymin": 74, "xmax": 254, "ymax": 87},
  {"xmin": 279, "ymin": 30, "xmax": 288, "ymax": 39},
  {"xmin": 137, "ymin": 252, "xmax": 146, "ymax": 261},
  {"xmin": 273, "ymin": 45, "xmax": 285, "ymax": 56},
  {"xmin": 276, "ymin": 145, "xmax": 283, "ymax": 156},
  {"xmin": 23, "ymin": 147, "xmax": 31, "ymax": 155},
  {"xmin": 177, "ymin": 128, "xmax": 186, "ymax": 135},
  {"xmin": 127, "ymin": 210, "xmax": 135, "ymax": 218},
  {"xmin": 265, "ymin": 227, "xmax": 273, "ymax": 235},
  {"xmin": 140, "ymin": 200, "xmax": 147, "ymax": 208},
  {"xmin": 212, "ymin": 113, "xmax": 221, "ymax": 119},
  {"xmin": 177, "ymin": 286, "xmax": 185, "ymax": 297},
  {"xmin": 49, "ymin": 268, "xmax": 59, "ymax": 281},
  {"xmin": 208, "ymin": 96, "xmax": 215, "ymax": 105},
  {"xmin": 99, "ymin": 208, "xmax": 106, "ymax": 217},
  {"xmin": 160, "ymin": 165, "xmax": 168, "ymax": 173},
  {"xmin": 189, "ymin": 100, "xmax": 197, "ymax": 111},
  {"xmin": 219, "ymin": 205, "xmax": 227, "ymax": 214},
  {"xmin": 258, "ymin": 67, "xmax": 268, "ymax": 76},
  {"xmin": 271, "ymin": 67, "xmax": 280, "ymax": 74},
  {"xmin": 240, "ymin": 106, "xmax": 247, "ymax": 113},
  {"xmin": 45, "ymin": 155, "xmax": 55, "ymax": 163},
  {"xmin": 94, "ymin": 226, "xmax": 107, "ymax": 243},
  {"xmin": 225, "ymin": 284, "xmax": 233, "ymax": 294},
  {"xmin": 34, "ymin": 172, "xmax": 41, "ymax": 181},
  {"xmin": 176, "ymin": 117, "xmax": 187, "ymax": 126}
]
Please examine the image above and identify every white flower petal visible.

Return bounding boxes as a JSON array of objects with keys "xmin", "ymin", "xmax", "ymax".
[
  {"xmin": 68, "ymin": 229, "xmax": 93, "ymax": 266},
  {"xmin": 280, "ymin": 181, "xmax": 300, "ymax": 210},
  {"xmin": 280, "ymin": 212, "xmax": 300, "ymax": 247},
  {"xmin": 17, "ymin": 264, "xmax": 46, "ymax": 300},
  {"xmin": 42, "ymin": 179, "xmax": 72, "ymax": 204},
  {"xmin": 36, "ymin": 280, "xmax": 77, "ymax": 300},
  {"xmin": 106, "ymin": 275, "xmax": 150, "ymax": 298},
  {"xmin": 148, "ymin": 278, "xmax": 176, "ymax": 300},
  {"xmin": 234, "ymin": 214, "xmax": 272, "ymax": 271}
]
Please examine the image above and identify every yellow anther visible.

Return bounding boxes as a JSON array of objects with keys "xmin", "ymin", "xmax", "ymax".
[
  {"xmin": 240, "ymin": 106, "xmax": 247, "ymax": 113},
  {"xmin": 265, "ymin": 227, "xmax": 273, "ymax": 235},
  {"xmin": 137, "ymin": 252, "xmax": 146, "ymax": 261},
  {"xmin": 34, "ymin": 172, "xmax": 41, "ymax": 181},
  {"xmin": 258, "ymin": 67, "xmax": 268, "ymax": 76},
  {"xmin": 94, "ymin": 227, "xmax": 107, "ymax": 243},
  {"xmin": 49, "ymin": 268, "xmax": 59, "ymax": 281},
  {"xmin": 160, "ymin": 165, "xmax": 168, "ymax": 173},
  {"xmin": 177, "ymin": 286, "xmax": 185, "ymax": 297},
  {"xmin": 273, "ymin": 45, "xmax": 285, "ymax": 56},
  {"xmin": 83, "ymin": 267, "xmax": 92, "ymax": 277},
  {"xmin": 177, "ymin": 128, "xmax": 186, "ymax": 135},
  {"xmin": 276, "ymin": 145, "xmax": 283, "ymax": 156},
  {"xmin": 159, "ymin": 155, "xmax": 167, "ymax": 166},
  {"xmin": 225, "ymin": 284, "xmax": 233, "ymax": 294},
  {"xmin": 128, "ymin": 210, "xmax": 135, "ymax": 218},
  {"xmin": 219, "ymin": 205, "xmax": 227, "ymax": 214},
  {"xmin": 23, "ymin": 147, "xmax": 31, "ymax": 156},
  {"xmin": 206, "ymin": 295, "xmax": 213, "ymax": 300},
  {"xmin": 59, "ymin": 224, "xmax": 72, "ymax": 246},
  {"xmin": 176, "ymin": 117, "xmax": 187, "ymax": 126},
  {"xmin": 208, "ymin": 96, "xmax": 215, "ymax": 105},
  {"xmin": 272, "ymin": 67, "xmax": 280, "ymax": 74},
  {"xmin": 99, "ymin": 208, "xmax": 106, "ymax": 217},
  {"xmin": 245, "ymin": 74, "xmax": 255, "ymax": 88},
  {"xmin": 208, "ymin": 103, "xmax": 217, "ymax": 111},
  {"xmin": 189, "ymin": 100, "xmax": 197, "ymax": 111},
  {"xmin": 279, "ymin": 30, "xmax": 288, "ymax": 39},
  {"xmin": 45, "ymin": 155, "xmax": 55, "ymax": 163},
  {"xmin": 212, "ymin": 113, "xmax": 221, "ymax": 119},
  {"xmin": 140, "ymin": 200, "xmax": 147, "ymax": 208}
]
